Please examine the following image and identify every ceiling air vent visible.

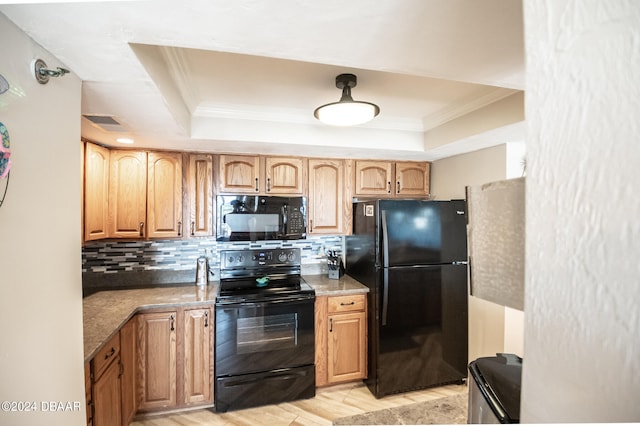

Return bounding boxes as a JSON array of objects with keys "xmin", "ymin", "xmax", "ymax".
[{"xmin": 82, "ymin": 114, "xmax": 128, "ymax": 132}]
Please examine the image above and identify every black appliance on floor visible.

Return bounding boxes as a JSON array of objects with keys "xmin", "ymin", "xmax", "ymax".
[
  {"xmin": 468, "ymin": 353, "xmax": 522, "ymax": 423},
  {"xmin": 214, "ymin": 248, "xmax": 316, "ymax": 412},
  {"xmin": 346, "ymin": 199, "xmax": 469, "ymax": 398}
]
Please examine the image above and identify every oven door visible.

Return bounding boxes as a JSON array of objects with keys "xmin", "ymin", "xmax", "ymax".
[{"xmin": 215, "ymin": 295, "xmax": 315, "ymax": 377}]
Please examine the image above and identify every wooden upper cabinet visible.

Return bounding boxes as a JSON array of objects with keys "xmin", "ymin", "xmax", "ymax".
[
  {"xmin": 395, "ymin": 161, "xmax": 430, "ymax": 196},
  {"xmin": 108, "ymin": 150, "xmax": 147, "ymax": 238},
  {"xmin": 147, "ymin": 152, "xmax": 183, "ymax": 238},
  {"xmin": 308, "ymin": 159, "xmax": 344, "ymax": 234},
  {"xmin": 265, "ymin": 157, "xmax": 305, "ymax": 194},
  {"xmin": 354, "ymin": 160, "xmax": 431, "ymax": 197},
  {"xmin": 354, "ymin": 160, "xmax": 394, "ymax": 196},
  {"xmin": 188, "ymin": 154, "xmax": 213, "ymax": 237},
  {"xmin": 84, "ymin": 142, "xmax": 110, "ymax": 241},
  {"xmin": 218, "ymin": 154, "xmax": 305, "ymax": 194},
  {"xmin": 218, "ymin": 155, "xmax": 260, "ymax": 193}
]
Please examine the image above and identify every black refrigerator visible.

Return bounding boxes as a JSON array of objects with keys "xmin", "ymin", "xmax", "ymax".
[{"xmin": 346, "ymin": 199, "xmax": 468, "ymax": 398}]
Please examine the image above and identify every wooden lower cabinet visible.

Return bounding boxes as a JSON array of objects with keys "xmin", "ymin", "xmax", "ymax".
[
  {"xmin": 137, "ymin": 306, "xmax": 213, "ymax": 414},
  {"xmin": 84, "ymin": 362, "xmax": 92, "ymax": 426},
  {"xmin": 90, "ymin": 332, "xmax": 123, "ymax": 426},
  {"xmin": 120, "ymin": 318, "xmax": 137, "ymax": 424},
  {"xmin": 183, "ymin": 307, "xmax": 213, "ymax": 406},
  {"xmin": 137, "ymin": 311, "xmax": 178, "ymax": 412},
  {"xmin": 315, "ymin": 294, "xmax": 368, "ymax": 386},
  {"xmin": 93, "ymin": 353, "xmax": 122, "ymax": 426}
]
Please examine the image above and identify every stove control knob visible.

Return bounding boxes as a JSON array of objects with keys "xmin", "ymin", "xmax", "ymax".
[
  {"xmin": 238, "ymin": 255, "xmax": 245, "ymax": 263},
  {"xmin": 288, "ymin": 252, "xmax": 296, "ymax": 261},
  {"xmin": 278, "ymin": 252, "xmax": 287, "ymax": 262},
  {"xmin": 227, "ymin": 256, "xmax": 234, "ymax": 264}
]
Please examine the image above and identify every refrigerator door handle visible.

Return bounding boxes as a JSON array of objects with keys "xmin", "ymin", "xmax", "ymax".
[
  {"xmin": 381, "ymin": 209, "xmax": 389, "ymax": 326},
  {"xmin": 382, "ymin": 267, "xmax": 389, "ymax": 326},
  {"xmin": 381, "ymin": 210, "xmax": 389, "ymax": 268}
]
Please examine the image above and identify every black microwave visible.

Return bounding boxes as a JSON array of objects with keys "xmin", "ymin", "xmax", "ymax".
[{"xmin": 216, "ymin": 195, "xmax": 307, "ymax": 241}]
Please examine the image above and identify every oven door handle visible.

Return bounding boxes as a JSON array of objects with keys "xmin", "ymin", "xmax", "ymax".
[
  {"xmin": 220, "ymin": 367, "xmax": 311, "ymax": 388},
  {"xmin": 216, "ymin": 295, "xmax": 315, "ymax": 308}
]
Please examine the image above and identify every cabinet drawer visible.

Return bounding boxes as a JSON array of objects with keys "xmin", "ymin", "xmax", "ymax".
[
  {"xmin": 327, "ymin": 294, "xmax": 366, "ymax": 314},
  {"xmin": 92, "ymin": 332, "xmax": 120, "ymax": 380}
]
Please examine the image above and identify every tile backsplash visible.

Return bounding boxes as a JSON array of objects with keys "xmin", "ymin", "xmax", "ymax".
[{"xmin": 82, "ymin": 235, "xmax": 343, "ymax": 292}]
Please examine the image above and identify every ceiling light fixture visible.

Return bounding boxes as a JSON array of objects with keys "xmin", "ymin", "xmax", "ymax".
[{"xmin": 314, "ymin": 73, "xmax": 380, "ymax": 126}]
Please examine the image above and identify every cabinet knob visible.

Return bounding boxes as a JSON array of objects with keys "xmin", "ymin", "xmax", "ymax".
[
  {"xmin": 177, "ymin": 221, "xmax": 182, "ymax": 236},
  {"xmin": 170, "ymin": 314, "xmax": 175, "ymax": 331},
  {"xmin": 387, "ymin": 181, "xmax": 391, "ymax": 193},
  {"xmin": 397, "ymin": 181, "xmax": 400, "ymax": 194},
  {"xmin": 104, "ymin": 347, "xmax": 115, "ymax": 360},
  {"xmin": 139, "ymin": 222, "xmax": 144, "ymax": 237},
  {"xmin": 255, "ymin": 178, "xmax": 259, "ymax": 192},
  {"xmin": 191, "ymin": 221, "xmax": 195, "ymax": 236}
]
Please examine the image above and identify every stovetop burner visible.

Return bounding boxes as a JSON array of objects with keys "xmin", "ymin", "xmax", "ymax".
[{"xmin": 216, "ymin": 248, "xmax": 314, "ymax": 304}]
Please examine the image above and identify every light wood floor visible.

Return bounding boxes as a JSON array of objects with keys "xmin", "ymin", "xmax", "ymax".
[{"xmin": 130, "ymin": 381, "xmax": 468, "ymax": 426}]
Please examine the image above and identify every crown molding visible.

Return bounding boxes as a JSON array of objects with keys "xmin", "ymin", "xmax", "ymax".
[{"xmin": 422, "ymin": 87, "xmax": 520, "ymax": 131}]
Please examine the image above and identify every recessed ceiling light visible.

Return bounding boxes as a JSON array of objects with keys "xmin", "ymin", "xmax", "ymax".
[{"xmin": 116, "ymin": 137, "xmax": 134, "ymax": 144}]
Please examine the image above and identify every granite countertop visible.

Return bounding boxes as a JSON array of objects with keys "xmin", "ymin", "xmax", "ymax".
[
  {"xmin": 83, "ymin": 283, "xmax": 218, "ymax": 362},
  {"xmin": 83, "ymin": 274, "xmax": 368, "ymax": 362},
  {"xmin": 303, "ymin": 274, "xmax": 369, "ymax": 296}
]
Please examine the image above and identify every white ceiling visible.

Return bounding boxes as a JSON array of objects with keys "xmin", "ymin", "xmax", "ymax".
[{"xmin": 0, "ymin": 0, "xmax": 525, "ymax": 161}]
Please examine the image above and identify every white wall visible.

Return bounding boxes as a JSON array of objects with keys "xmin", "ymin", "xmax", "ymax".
[
  {"xmin": 433, "ymin": 144, "xmax": 526, "ymax": 361},
  {"xmin": 432, "ymin": 145, "xmax": 512, "ymax": 362},
  {"xmin": 431, "ymin": 143, "xmax": 506, "ymax": 200},
  {"xmin": 0, "ymin": 14, "xmax": 85, "ymax": 426},
  {"xmin": 522, "ymin": 1, "xmax": 640, "ymax": 422}
]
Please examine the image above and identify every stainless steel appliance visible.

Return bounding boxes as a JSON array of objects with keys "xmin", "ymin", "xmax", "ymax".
[
  {"xmin": 468, "ymin": 353, "xmax": 522, "ymax": 423},
  {"xmin": 214, "ymin": 248, "xmax": 315, "ymax": 412},
  {"xmin": 195, "ymin": 255, "xmax": 209, "ymax": 285},
  {"xmin": 346, "ymin": 199, "xmax": 469, "ymax": 398},
  {"xmin": 216, "ymin": 195, "xmax": 306, "ymax": 241}
]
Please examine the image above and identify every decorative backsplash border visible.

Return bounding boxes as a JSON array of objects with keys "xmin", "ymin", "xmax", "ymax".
[{"xmin": 82, "ymin": 235, "xmax": 343, "ymax": 275}]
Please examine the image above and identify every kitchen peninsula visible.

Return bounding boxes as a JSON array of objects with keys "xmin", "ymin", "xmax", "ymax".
[{"xmin": 83, "ymin": 274, "xmax": 368, "ymax": 423}]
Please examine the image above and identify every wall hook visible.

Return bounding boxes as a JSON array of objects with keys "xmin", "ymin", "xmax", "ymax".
[{"xmin": 32, "ymin": 58, "xmax": 70, "ymax": 85}]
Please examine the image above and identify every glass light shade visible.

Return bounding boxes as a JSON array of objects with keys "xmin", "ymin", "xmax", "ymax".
[{"xmin": 314, "ymin": 101, "xmax": 380, "ymax": 126}]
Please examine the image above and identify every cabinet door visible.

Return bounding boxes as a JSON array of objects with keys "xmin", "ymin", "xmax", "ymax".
[
  {"xmin": 354, "ymin": 160, "xmax": 393, "ymax": 196},
  {"xmin": 138, "ymin": 312, "xmax": 177, "ymax": 411},
  {"xmin": 395, "ymin": 161, "xmax": 430, "ymax": 196},
  {"xmin": 84, "ymin": 142, "xmax": 110, "ymax": 241},
  {"xmin": 218, "ymin": 154, "xmax": 260, "ymax": 193},
  {"xmin": 265, "ymin": 156, "xmax": 304, "ymax": 194},
  {"xmin": 108, "ymin": 150, "xmax": 147, "ymax": 238},
  {"xmin": 314, "ymin": 296, "xmax": 329, "ymax": 387},
  {"xmin": 183, "ymin": 307, "xmax": 213, "ymax": 405},
  {"xmin": 93, "ymin": 356, "xmax": 122, "ymax": 426},
  {"xmin": 119, "ymin": 318, "xmax": 136, "ymax": 425},
  {"xmin": 328, "ymin": 311, "xmax": 367, "ymax": 384},
  {"xmin": 308, "ymin": 159, "xmax": 344, "ymax": 234},
  {"xmin": 147, "ymin": 152, "xmax": 183, "ymax": 238},
  {"xmin": 188, "ymin": 154, "xmax": 213, "ymax": 237},
  {"xmin": 85, "ymin": 362, "xmax": 93, "ymax": 426}
]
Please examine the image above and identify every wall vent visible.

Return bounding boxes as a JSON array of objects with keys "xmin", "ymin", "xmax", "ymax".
[{"xmin": 82, "ymin": 114, "xmax": 128, "ymax": 132}]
